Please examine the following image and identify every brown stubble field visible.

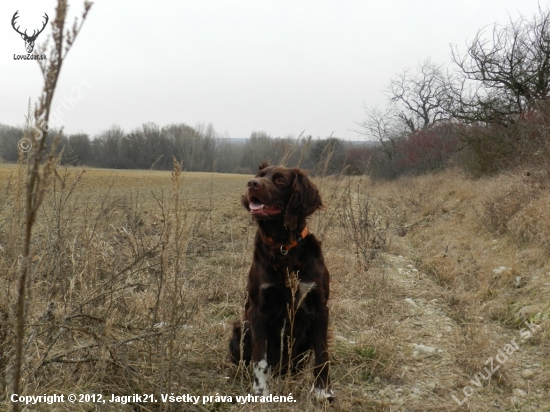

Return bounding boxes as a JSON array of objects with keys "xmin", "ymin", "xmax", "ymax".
[{"xmin": 0, "ymin": 162, "xmax": 549, "ymax": 411}]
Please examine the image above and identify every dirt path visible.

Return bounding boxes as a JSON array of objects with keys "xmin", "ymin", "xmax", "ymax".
[{"xmin": 353, "ymin": 239, "xmax": 549, "ymax": 412}]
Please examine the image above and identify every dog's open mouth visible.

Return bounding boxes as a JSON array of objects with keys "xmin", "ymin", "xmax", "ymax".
[{"xmin": 249, "ymin": 199, "xmax": 282, "ymax": 216}]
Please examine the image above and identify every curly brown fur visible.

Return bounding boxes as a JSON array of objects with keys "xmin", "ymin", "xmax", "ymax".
[{"xmin": 229, "ymin": 162, "xmax": 335, "ymax": 402}]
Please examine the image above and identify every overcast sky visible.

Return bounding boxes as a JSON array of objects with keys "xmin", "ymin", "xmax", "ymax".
[{"xmin": 0, "ymin": 0, "xmax": 544, "ymax": 140}]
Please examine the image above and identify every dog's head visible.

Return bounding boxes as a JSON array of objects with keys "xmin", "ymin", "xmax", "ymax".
[{"xmin": 242, "ymin": 161, "xmax": 323, "ymax": 230}]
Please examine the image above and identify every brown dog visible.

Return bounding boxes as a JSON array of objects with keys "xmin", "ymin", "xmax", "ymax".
[{"xmin": 229, "ymin": 162, "xmax": 334, "ymax": 402}]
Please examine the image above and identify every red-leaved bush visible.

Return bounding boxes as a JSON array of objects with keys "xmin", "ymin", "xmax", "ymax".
[{"xmin": 395, "ymin": 124, "xmax": 459, "ymax": 173}]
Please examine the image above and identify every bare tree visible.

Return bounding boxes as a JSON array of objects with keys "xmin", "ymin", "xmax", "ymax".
[
  {"xmin": 67, "ymin": 133, "xmax": 91, "ymax": 165},
  {"xmin": 92, "ymin": 125, "xmax": 124, "ymax": 168},
  {"xmin": 356, "ymin": 59, "xmax": 448, "ymax": 159},
  {"xmin": 355, "ymin": 106, "xmax": 403, "ymax": 160},
  {"xmin": 0, "ymin": 124, "xmax": 24, "ymax": 162},
  {"xmin": 388, "ymin": 59, "xmax": 448, "ymax": 132},
  {"xmin": 448, "ymin": 5, "xmax": 550, "ymax": 124}
]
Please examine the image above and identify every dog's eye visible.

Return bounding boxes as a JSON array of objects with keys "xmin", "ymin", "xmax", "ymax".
[{"xmin": 275, "ymin": 177, "xmax": 285, "ymax": 185}]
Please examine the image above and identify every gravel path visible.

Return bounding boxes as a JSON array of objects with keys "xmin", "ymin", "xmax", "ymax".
[{"xmin": 354, "ymin": 246, "xmax": 549, "ymax": 412}]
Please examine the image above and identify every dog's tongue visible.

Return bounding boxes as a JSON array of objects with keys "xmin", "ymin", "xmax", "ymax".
[
  {"xmin": 249, "ymin": 201, "xmax": 281, "ymax": 216},
  {"xmin": 249, "ymin": 201, "xmax": 264, "ymax": 211}
]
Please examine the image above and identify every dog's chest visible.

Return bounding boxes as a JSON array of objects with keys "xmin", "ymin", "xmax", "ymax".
[{"xmin": 259, "ymin": 280, "xmax": 317, "ymax": 313}]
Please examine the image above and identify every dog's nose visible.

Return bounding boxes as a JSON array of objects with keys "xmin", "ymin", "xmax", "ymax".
[{"xmin": 247, "ymin": 179, "xmax": 261, "ymax": 191}]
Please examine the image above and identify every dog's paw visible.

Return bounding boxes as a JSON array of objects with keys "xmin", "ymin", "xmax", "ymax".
[
  {"xmin": 252, "ymin": 386, "xmax": 270, "ymax": 397},
  {"xmin": 312, "ymin": 386, "xmax": 336, "ymax": 403},
  {"xmin": 252, "ymin": 359, "xmax": 270, "ymax": 396}
]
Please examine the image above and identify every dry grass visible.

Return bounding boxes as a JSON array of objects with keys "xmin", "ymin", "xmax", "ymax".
[
  {"xmin": 374, "ymin": 167, "xmax": 550, "ymax": 405},
  {"xmin": 1, "ymin": 163, "xmax": 549, "ymax": 411},
  {"xmin": 0, "ymin": 163, "xmax": 396, "ymax": 411},
  {"xmin": 374, "ymin": 167, "xmax": 550, "ymax": 314}
]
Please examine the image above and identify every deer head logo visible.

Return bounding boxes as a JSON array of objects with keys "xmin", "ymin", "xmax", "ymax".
[{"xmin": 11, "ymin": 11, "xmax": 49, "ymax": 54}]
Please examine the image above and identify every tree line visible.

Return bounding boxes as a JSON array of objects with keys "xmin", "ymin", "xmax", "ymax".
[{"xmin": 0, "ymin": 121, "xmax": 378, "ymax": 175}]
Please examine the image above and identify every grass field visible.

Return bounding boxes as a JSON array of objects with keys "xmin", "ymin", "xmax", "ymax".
[{"xmin": 0, "ymin": 162, "xmax": 549, "ymax": 411}]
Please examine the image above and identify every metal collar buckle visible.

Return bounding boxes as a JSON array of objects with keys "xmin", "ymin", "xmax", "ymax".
[{"xmin": 269, "ymin": 227, "xmax": 309, "ymax": 256}]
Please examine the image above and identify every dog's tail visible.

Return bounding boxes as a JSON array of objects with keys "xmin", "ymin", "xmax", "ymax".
[{"xmin": 229, "ymin": 320, "xmax": 251, "ymax": 365}]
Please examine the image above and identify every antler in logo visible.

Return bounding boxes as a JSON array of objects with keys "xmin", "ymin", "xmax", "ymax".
[{"xmin": 11, "ymin": 11, "xmax": 49, "ymax": 53}]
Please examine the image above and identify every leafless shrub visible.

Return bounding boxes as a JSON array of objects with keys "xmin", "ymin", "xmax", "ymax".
[{"xmin": 336, "ymin": 179, "xmax": 388, "ymax": 271}]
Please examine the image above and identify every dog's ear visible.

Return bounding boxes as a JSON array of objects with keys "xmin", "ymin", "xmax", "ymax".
[
  {"xmin": 258, "ymin": 161, "xmax": 270, "ymax": 171},
  {"xmin": 284, "ymin": 169, "xmax": 323, "ymax": 230}
]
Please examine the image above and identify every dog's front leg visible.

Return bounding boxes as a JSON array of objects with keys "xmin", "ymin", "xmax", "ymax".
[
  {"xmin": 249, "ymin": 306, "xmax": 270, "ymax": 396},
  {"xmin": 311, "ymin": 305, "xmax": 335, "ymax": 402}
]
